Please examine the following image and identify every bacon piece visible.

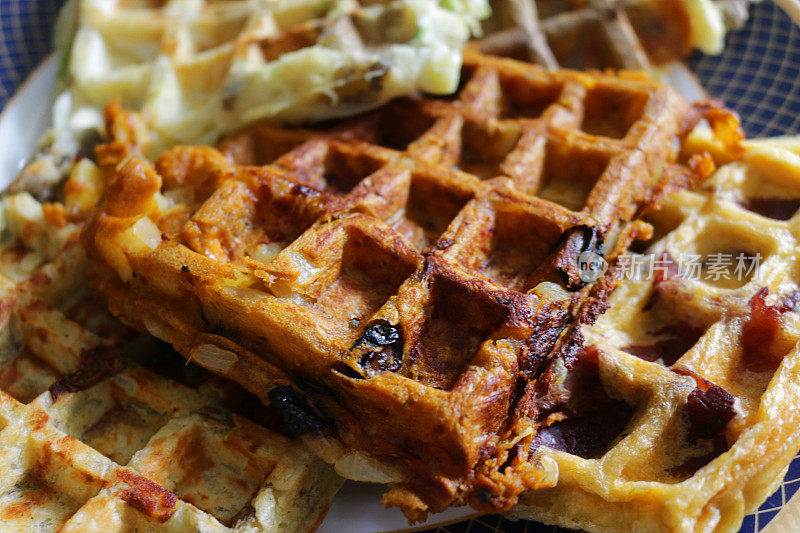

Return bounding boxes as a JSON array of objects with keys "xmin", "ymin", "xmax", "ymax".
[
  {"xmin": 685, "ymin": 384, "xmax": 735, "ymax": 441},
  {"xmin": 742, "ymin": 287, "xmax": 796, "ymax": 372},
  {"xmin": 114, "ymin": 470, "xmax": 178, "ymax": 523},
  {"xmin": 743, "ymin": 197, "xmax": 800, "ymax": 220}
]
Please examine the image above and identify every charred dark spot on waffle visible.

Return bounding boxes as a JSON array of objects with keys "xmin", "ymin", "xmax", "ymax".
[
  {"xmin": 517, "ymin": 312, "xmax": 570, "ymax": 380},
  {"xmin": 267, "ymin": 385, "xmax": 329, "ymax": 435},
  {"xmin": 743, "ymin": 197, "xmax": 800, "ymax": 220},
  {"xmin": 742, "ymin": 287, "xmax": 797, "ymax": 372},
  {"xmin": 49, "ymin": 350, "xmax": 125, "ymax": 402},
  {"xmin": 553, "ymin": 224, "xmax": 604, "ymax": 291},
  {"xmin": 685, "ymin": 384, "xmax": 735, "ymax": 441},
  {"xmin": 115, "ymin": 470, "xmax": 178, "ymax": 523},
  {"xmin": 351, "ymin": 320, "xmax": 404, "ymax": 377}
]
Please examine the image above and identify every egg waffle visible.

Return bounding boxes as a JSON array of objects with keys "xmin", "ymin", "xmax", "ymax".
[
  {"xmin": 0, "ymin": 163, "xmax": 342, "ymax": 531},
  {"xmin": 82, "ymin": 50, "xmax": 714, "ymax": 521},
  {"xmin": 475, "ymin": 0, "xmax": 749, "ymax": 70},
  {"xmin": 505, "ymin": 132, "xmax": 800, "ymax": 532},
  {"xmin": 49, "ymin": 0, "xmax": 486, "ymax": 159}
]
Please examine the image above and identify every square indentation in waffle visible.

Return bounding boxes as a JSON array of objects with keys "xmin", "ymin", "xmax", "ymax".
[
  {"xmin": 257, "ymin": 216, "xmax": 421, "ymax": 337},
  {"xmin": 492, "ymin": 70, "xmax": 565, "ymax": 120},
  {"xmin": 0, "ymin": 302, "xmax": 93, "ymax": 404},
  {"xmin": 439, "ymin": 187, "xmax": 581, "ymax": 291},
  {"xmin": 579, "ymin": 83, "xmax": 651, "ymax": 140},
  {"xmin": 44, "ymin": 367, "xmax": 208, "ymax": 465},
  {"xmin": 359, "ymin": 258, "xmax": 516, "ymax": 390},
  {"xmin": 272, "ymin": 139, "xmax": 396, "ymax": 195},
  {"xmin": 179, "ymin": 166, "xmax": 330, "ymax": 266},
  {"xmin": 348, "ymin": 101, "xmax": 444, "ymax": 153},
  {"xmin": 125, "ymin": 409, "xmax": 280, "ymax": 525},
  {"xmin": 475, "ymin": 0, "xmax": 741, "ymax": 71},
  {"xmin": 533, "ymin": 135, "xmax": 615, "ymax": 211},
  {"xmin": 696, "ymin": 140, "xmax": 800, "ymax": 221},
  {"xmin": 351, "ymin": 164, "xmax": 479, "ymax": 252},
  {"xmin": 0, "ymin": 429, "xmax": 108, "ymax": 530}
]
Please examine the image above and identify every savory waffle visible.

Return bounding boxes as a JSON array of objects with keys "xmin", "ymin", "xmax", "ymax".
[
  {"xmin": 0, "ymin": 159, "xmax": 342, "ymax": 531},
  {"xmin": 48, "ymin": 0, "xmax": 486, "ymax": 158},
  {"xmin": 476, "ymin": 0, "xmax": 750, "ymax": 70},
  {"xmin": 82, "ymin": 50, "xmax": 714, "ymax": 520},
  {"xmin": 506, "ymin": 132, "xmax": 800, "ymax": 532}
]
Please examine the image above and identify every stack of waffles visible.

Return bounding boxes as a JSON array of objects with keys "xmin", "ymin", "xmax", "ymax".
[
  {"xmin": 0, "ymin": 155, "xmax": 342, "ymax": 530},
  {"xmin": 476, "ymin": 0, "xmax": 750, "ymax": 70},
  {"xmin": 507, "ymin": 127, "xmax": 800, "ymax": 531},
  {"xmin": 81, "ymin": 50, "xmax": 714, "ymax": 521}
]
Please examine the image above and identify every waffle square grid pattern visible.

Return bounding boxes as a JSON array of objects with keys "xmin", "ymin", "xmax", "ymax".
[
  {"xmin": 82, "ymin": 49, "xmax": 703, "ymax": 522},
  {"xmin": 0, "ymin": 159, "xmax": 343, "ymax": 530},
  {"xmin": 4, "ymin": 2, "xmax": 800, "ymax": 533}
]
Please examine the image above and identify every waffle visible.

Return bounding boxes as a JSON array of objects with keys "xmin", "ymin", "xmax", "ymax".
[
  {"xmin": 42, "ymin": 0, "xmax": 487, "ymax": 164},
  {"xmin": 0, "ymin": 157, "xmax": 342, "ymax": 531},
  {"xmin": 81, "ymin": 50, "xmax": 717, "ymax": 521},
  {"xmin": 475, "ymin": 0, "xmax": 750, "ymax": 70},
  {"xmin": 505, "ymin": 130, "xmax": 800, "ymax": 532}
]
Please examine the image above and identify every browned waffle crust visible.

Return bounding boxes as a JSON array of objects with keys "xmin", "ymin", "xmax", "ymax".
[
  {"xmin": 506, "ymin": 130, "xmax": 800, "ymax": 532},
  {"xmin": 476, "ymin": 0, "xmax": 748, "ymax": 70},
  {"xmin": 0, "ymin": 163, "xmax": 342, "ymax": 531},
  {"xmin": 82, "ymin": 50, "xmax": 709, "ymax": 520}
]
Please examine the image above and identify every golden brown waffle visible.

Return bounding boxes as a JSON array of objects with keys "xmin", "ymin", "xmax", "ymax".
[
  {"xmin": 505, "ymin": 131, "xmax": 800, "ymax": 532},
  {"xmin": 475, "ymin": 0, "xmax": 749, "ymax": 70},
  {"xmin": 0, "ymin": 159, "xmax": 342, "ymax": 532},
  {"xmin": 82, "ymin": 50, "xmax": 713, "ymax": 521}
]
